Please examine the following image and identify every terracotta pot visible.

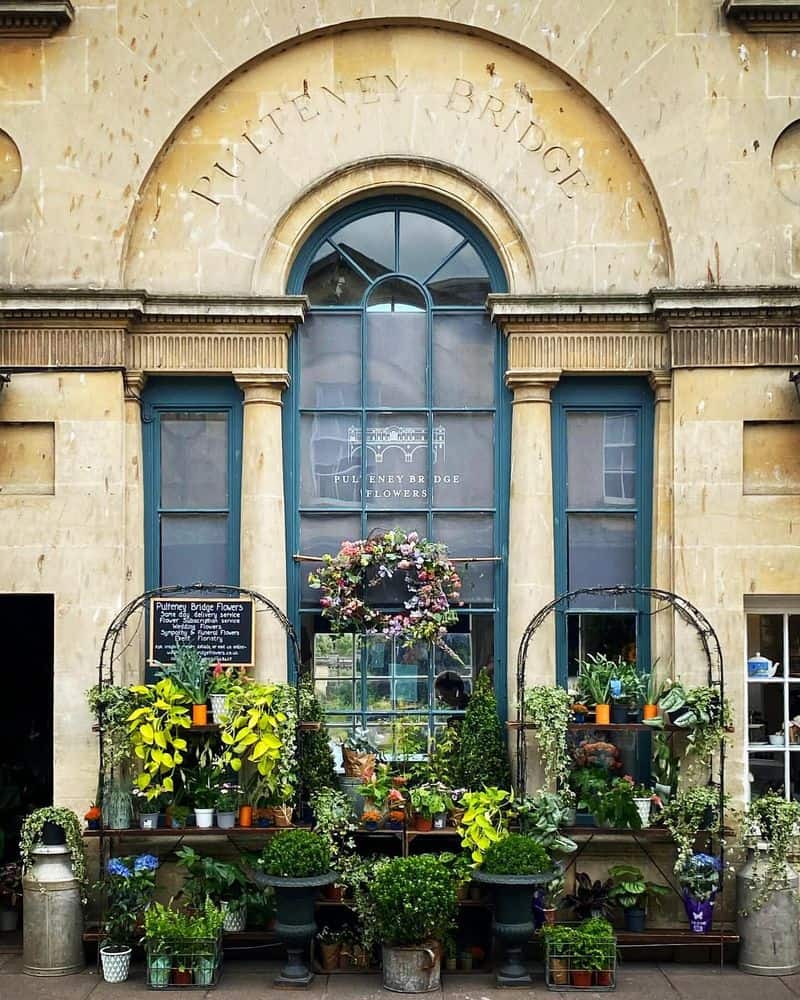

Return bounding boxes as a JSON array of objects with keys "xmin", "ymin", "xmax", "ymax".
[
  {"xmin": 324, "ymin": 883, "xmax": 343, "ymax": 902},
  {"xmin": 192, "ymin": 704, "xmax": 208, "ymax": 726},
  {"xmin": 238, "ymin": 804, "xmax": 253, "ymax": 827},
  {"xmin": 543, "ymin": 907, "xmax": 557, "ymax": 925},
  {"xmin": 414, "ymin": 815, "xmax": 434, "ymax": 832},
  {"xmin": 571, "ymin": 970, "xmax": 592, "ymax": 988},
  {"xmin": 595, "ymin": 703, "xmax": 611, "ymax": 725},
  {"xmin": 595, "ymin": 970, "xmax": 613, "ymax": 987},
  {"xmin": 643, "ymin": 703, "xmax": 659, "ymax": 720},
  {"xmin": 172, "ymin": 969, "xmax": 192, "ymax": 986}
]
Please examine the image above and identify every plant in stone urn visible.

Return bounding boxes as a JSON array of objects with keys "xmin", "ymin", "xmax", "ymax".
[
  {"xmin": 472, "ymin": 834, "xmax": 555, "ymax": 987},
  {"xmin": 252, "ymin": 829, "xmax": 334, "ymax": 986}
]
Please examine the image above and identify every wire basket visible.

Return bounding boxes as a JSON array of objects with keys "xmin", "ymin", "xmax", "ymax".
[
  {"xmin": 146, "ymin": 935, "xmax": 222, "ymax": 990},
  {"xmin": 545, "ymin": 937, "xmax": 616, "ymax": 992}
]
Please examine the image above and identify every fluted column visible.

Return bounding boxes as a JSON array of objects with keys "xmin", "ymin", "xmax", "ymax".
[
  {"xmin": 234, "ymin": 372, "xmax": 291, "ymax": 683},
  {"xmin": 649, "ymin": 371, "xmax": 674, "ymax": 687},
  {"xmin": 122, "ymin": 369, "xmax": 146, "ymax": 686}
]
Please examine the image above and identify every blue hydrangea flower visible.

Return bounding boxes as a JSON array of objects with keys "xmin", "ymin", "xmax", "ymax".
[
  {"xmin": 134, "ymin": 854, "xmax": 159, "ymax": 872},
  {"xmin": 690, "ymin": 853, "xmax": 721, "ymax": 871},
  {"xmin": 107, "ymin": 858, "xmax": 132, "ymax": 878}
]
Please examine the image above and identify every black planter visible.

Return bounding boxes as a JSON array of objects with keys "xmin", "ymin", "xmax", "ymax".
[
  {"xmin": 41, "ymin": 820, "xmax": 66, "ymax": 846},
  {"xmin": 472, "ymin": 869, "xmax": 557, "ymax": 987},
  {"xmin": 624, "ymin": 906, "xmax": 646, "ymax": 932},
  {"xmin": 627, "ymin": 706, "xmax": 643, "ymax": 723},
  {"xmin": 611, "ymin": 702, "xmax": 628, "ymax": 724},
  {"xmin": 251, "ymin": 870, "xmax": 336, "ymax": 986}
]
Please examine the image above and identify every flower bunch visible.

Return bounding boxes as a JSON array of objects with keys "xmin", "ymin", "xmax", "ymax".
[
  {"xmin": 101, "ymin": 853, "xmax": 160, "ymax": 948},
  {"xmin": 678, "ymin": 853, "xmax": 721, "ymax": 902},
  {"xmin": 209, "ymin": 661, "xmax": 248, "ymax": 694},
  {"xmin": 308, "ymin": 529, "xmax": 461, "ymax": 654}
]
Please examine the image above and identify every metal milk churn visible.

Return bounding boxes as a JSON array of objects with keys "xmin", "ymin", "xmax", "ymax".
[
  {"xmin": 23, "ymin": 845, "xmax": 85, "ymax": 976},
  {"xmin": 738, "ymin": 846, "xmax": 800, "ymax": 976}
]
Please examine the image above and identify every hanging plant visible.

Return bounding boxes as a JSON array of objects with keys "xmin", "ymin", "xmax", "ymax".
[
  {"xmin": 740, "ymin": 790, "xmax": 800, "ymax": 915},
  {"xmin": 20, "ymin": 807, "xmax": 86, "ymax": 885},
  {"xmin": 308, "ymin": 529, "xmax": 462, "ymax": 655},
  {"xmin": 523, "ymin": 686, "xmax": 572, "ymax": 790},
  {"xmin": 660, "ymin": 785, "xmax": 727, "ymax": 871}
]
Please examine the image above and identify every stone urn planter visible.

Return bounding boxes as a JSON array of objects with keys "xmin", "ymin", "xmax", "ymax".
[
  {"xmin": 472, "ymin": 868, "xmax": 556, "ymax": 987},
  {"xmin": 251, "ymin": 869, "xmax": 336, "ymax": 986}
]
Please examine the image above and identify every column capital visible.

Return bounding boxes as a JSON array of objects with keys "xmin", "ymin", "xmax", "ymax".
[
  {"xmin": 648, "ymin": 370, "xmax": 672, "ymax": 403},
  {"xmin": 123, "ymin": 368, "xmax": 147, "ymax": 403},
  {"xmin": 505, "ymin": 369, "xmax": 561, "ymax": 403},
  {"xmin": 233, "ymin": 370, "xmax": 290, "ymax": 405}
]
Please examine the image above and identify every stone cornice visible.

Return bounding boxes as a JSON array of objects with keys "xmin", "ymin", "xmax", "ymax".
[
  {"xmin": 0, "ymin": 1, "xmax": 74, "ymax": 37},
  {"xmin": 723, "ymin": 0, "xmax": 800, "ymax": 31}
]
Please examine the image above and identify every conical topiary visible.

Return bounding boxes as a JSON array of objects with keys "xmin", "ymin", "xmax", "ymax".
[
  {"xmin": 458, "ymin": 671, "xmax": 510, "ymax": 790},
  {"xmin": 298, "ymin": 681, "xmax": 337, "ymax": 802}
]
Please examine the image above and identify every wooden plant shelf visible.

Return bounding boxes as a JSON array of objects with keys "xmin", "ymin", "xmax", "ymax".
[
  {"xmin": 616, "ymin": 928, "xmax": 739, "ymax": 947},
  {"xmin": 508, "ymin": 721, "xmax": 679, "ymax": 732},
  {"xmin": 83, "ymin": 825, "xmax": 310, "ymax": 838},
  {"xmin": 83, "ymin": 928, "xmax": 279, "ymax": 944}
]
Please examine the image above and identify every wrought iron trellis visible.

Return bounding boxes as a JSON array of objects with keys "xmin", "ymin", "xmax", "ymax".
[{"xmin": 514, "ymin": 584, "xmax": 728, "ymax": 914}]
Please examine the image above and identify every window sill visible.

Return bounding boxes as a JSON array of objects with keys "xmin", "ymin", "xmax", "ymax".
[
  {"xmin": 0, "ymin": 1, "xmax": 74, "ymax": 38},
  {"xmin": 723, "ymin": 0, "xmax": 800, "ymax": 30}
]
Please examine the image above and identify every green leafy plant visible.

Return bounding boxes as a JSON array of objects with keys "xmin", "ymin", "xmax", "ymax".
[
  {"xmin": 175, "ymin": 847, "xmax": 247, "ymax": 907},
  {"xmin": 576, "ymin": 653, "xmax": 614, "ymax": 706},
  {"xmin": 569, "ymin": 765, "xmax": 612, "ymax": 813},
  {"xmin": 20, "ymin": 807, "xmax": 86, "ymax": 884},
  {"xmin": 457, "ymin": 786, "xmax": 513, "ymax": 864},
  {"xmin": 86, "ymin": 684, "xmax": 137, "ymax": 776},
  {"xmin": 358, "ymin": 762, "xmax": 395, "ymax": 809},
  {"xmin": 563, "ymin": 872, "xmax": 613, "ymax": 920},
  {"xmin": 428, "ymin": 724, "xmax": 460, "ymax": 787},
  {"xmin": 542, "ymin": 866, "xmax": 566, "ymax": 908},
  {"xmin": 311, "ymin": 787, "xmax": 357, "ymax": 866},
  {"xmin": 651, "ymin": 681, "xmax": 732, "ymax": 760},
  {"xmin": 592, "ymin": 777, "xmax": 643, "ymax": 830},
  {"xmin": 651, "ymin": 730, "xmax": 679, "ymax": 797},
  {"xmin": 144, "ymin": 898, "xmax": 224, "ymax": 956},
  {"xmin": 259, "ymin": 829, "xmax": 331, "ymax": 878},
  {"xmin": 740, "ymin": 791, "xmax": 800, "ymax": 914},
  {"xmin": 217, "ymin": 682, "xmax": 285, "ymax": 786},
  {"xmin": 515, "ymin": 791, "xmax": 577, "ymax": 854},
  {"xmin": 678, "ymin": 853, "xmax": 721, "ymax": 902},
  {"xmin": 523, "ymin": 686, "xmax": 572, "ymax": 789},
  {"xmin": 209, "ymin": 661, "xmax": 248, "ymax": 695},
  {"xmin": 215, "ymin": 787, "xmax": 240, "ymax": 813},
  {"xmin": 457, "ymin": 672, "xmax": 510, "ymax": 790},
  {"xmin": 370, "ymin": 855, "xmax": 458, "ymax": 946},
  {"xmin": 298, "ymin": 681, "xmax": 337, "ymax": 800},
  {"xmin": 97, "ymin": 854, "xmax": 159, "ymax": 948},
  {"xmin": 660, "ymin": 785, "xmax": 725, "ymax": 871},
  {"xmin": 572, "ymin": 917, "xmax": 615, "ymax": 972},
  {"xmin": 410, "ymin": 785, "xmax": 448, "ymax": 819},
  {"xmin": 645, "ymin": 668, "xmax": 666, "ymax": 706},
  {"xmin": 607, "ymin": 864, "xmax": 669, "ymax": 911},
  {"xmin": 155, "ymin": 643, "xmax": 212, "ymax": 705},
  {"xmin": 480, "ymin": 834, "xmax": 551, "ymax": 876},
  {"xmin": 127, "ymin": 678, "xmax": 191, "ymax": 799}
]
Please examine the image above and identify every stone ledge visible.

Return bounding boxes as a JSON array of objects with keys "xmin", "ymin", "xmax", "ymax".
[
  {"xmin": 723, "ymin": 0, "xmax": 800, "ymax": 31},
  {"xmin": 0, "ymin": 1, "xmax": 74, "ymax": 37}
]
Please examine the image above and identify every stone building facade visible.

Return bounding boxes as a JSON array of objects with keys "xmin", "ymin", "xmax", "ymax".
[{"xmin": 1, "ymin": 0, "xmax": 800, "ymax": 817}]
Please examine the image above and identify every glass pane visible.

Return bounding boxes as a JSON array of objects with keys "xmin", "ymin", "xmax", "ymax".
[
  {"xmin": 433, "ymin": 414, "xmax": 494, "ymax": 508},
  {"xmin": 749, "ymin": 752, "xmax": 786, "ymax": 800},
  {"xmin": 313, "ymin": 632, "xmax": 355, "ymax": 679},
  {"xmin": 568, "ymin": 514, "xmax": 636, "ymax": 608},
  {"xmin": 366, "ymin": 679, "xmax": 391, "ymax": 710},
  {"xmin": 433, "ymin": 313, "xmax": 496, "ymax": 408},
  {"xmin": 303, "ymin": 242, "xmax": 369, "ymax": 305},
  {"xmin": 160, "ymin": 412, "xmax": 228, "ymax": 509},
  {"xmin": 396, "ymin": 641, "xmax": 431, "ymax": 677},
  {"xmin": 791, "ymin": 753, "xmax": 800, "ymax": 802},
  {"xmin": 566, "ymin": 613, "xmax": 637, "ymax": 682},
  {"xmin": 300, "ymin": 514, "xmax": 361, "ymax": 603},
  {"xmin": 746, "ymin": 613, "xmax": 785, "ymax": 679},
  {"xmin": 317, "ymin": 678, "xmax": 356, "ymax": 711},
  {"xmin": 790, "ymin": 616, "xmax": 800, "ymax": 678},
  {"xmin": 299, "ymin": 314, "xmax": 361, "ymax": 408},
  {"xmin": 300, "ymin": 412, "xmax": 361, "ymax": 507},
  {"xmin": 747, "ymin": 682, "xmax": 785, "ymax": 748},
  {"xmin": 567, "ymin": 411, "xmax": 638, "ymax": 508},
  {"xmin": 365, "ymin": 412, "xmax": 427, "ymax": 509},
  {"xmin": 399, "ymin": 211, "xmax": 462, "ymax": 281},
  {"xmin": 428, "ymin": 244, "xmax": 490, "ymax": 305},
  {"xmin": 366, "ymin": 514, "xmax": 428, "ymax": 541},
  {"xmin": 330, "ymin": 212, "xmax": 394, "ymax": 278},
  {"xmin": 433, "ymin": 513, "xmax": 494, "ymax": 603},
  {"xmin": 367, "ymin": 276, "xmax": 426, "ymax": 312},
  {"xmin": 395, "ymin": 678, "xmax": 429, "ymax": 711},
  {"xmin": 366, "ymin": 310, "xmax": 427, "ymax": 407},
  {"xmin": 160, "ymin": 514, "xmax": 227, "ymax": 587},
  {"xmin": 361, "ymin": 636, "xmax": 392, "ymax": 677}
]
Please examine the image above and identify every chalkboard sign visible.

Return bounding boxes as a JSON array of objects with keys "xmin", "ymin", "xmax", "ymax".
[{"xmin": 149, "ymin": 598, "xmax": 255, "ymax": 667}]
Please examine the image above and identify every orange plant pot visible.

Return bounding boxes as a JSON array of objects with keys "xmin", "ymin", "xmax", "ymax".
[
  {"xmin": 238, "ymin": 805, "xmax": 253, "ymax": 827},
  {"xmin": 595, "ymin": 970, "xmax": 613, "ymax": 987},
  {"xmin": 595, "ymin": 703, "xmax": 611, "ymax": 725},
  {"xmin": 414, "ymin": 815, "xmax": 434, "ymax": 832},
  {"xmin": 571, "ymin": 971, "xmax": 592, "ymax": 988},
  {"xmin": 192, "ymin": 704, "xmax": 208, "ymax": 726},
  {"xmin": 643, "ymin": 703, "xmax": 658, "ymax": 720}
]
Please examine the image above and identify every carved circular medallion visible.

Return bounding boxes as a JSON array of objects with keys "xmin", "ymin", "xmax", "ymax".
[
  {"xmin": 0, "ymin": 130, "xmax": 22, "ymax": 207},
  {"xmin": 772, "ymin": 121, "xmax": 800, "ymax": 206}
]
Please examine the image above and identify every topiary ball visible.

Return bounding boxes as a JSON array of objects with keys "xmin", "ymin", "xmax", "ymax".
[
  {"xmin": 481, "ymin": 834, "xmax": 551, "ymax": 876},
  {"xmin": 259, "ymin": 828, "xmax": 330, "ymax": 877}
]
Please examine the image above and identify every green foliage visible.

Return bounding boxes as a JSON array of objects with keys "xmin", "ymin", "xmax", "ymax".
[
  {"xmin": 651, "ymin": 730, "xmax": 679, "ymax": 795},
  {"xmin": 480, "ymin": 834, "xmax": 551, "ymax": 876},
  {"xmin": 427, "ymin": 724, "xmax": 460, "ymax": 787},
  {"xmin": 370, "ymin": 855, "xmax": 458, "ymax": 946},
  {"xmin": 523, "ymin": 686, "xmax": 572, "ymax": 789},
  {"xmin": 741, "ymin": 791, "xmax": 800, "ymax": 914},
  {"xmin": 358, "ymin": 763, "xmax": 395, "ymax": 808},
  {"xmin": 569, "ymin": 765, "xmax": 611, "ymax": 812},
  {"xmin": 86, "ymin": 684, "xmax": 137, "ymax": 775},
  {"xmin": 259, "ymin": 829, "xmax": 331, "ymax": 878},
  {"xmin": 155, "ymin": 643, "xmax": 212, "ymax": 704},
  {"xmin": 175, "ymin": 847, "xmax": 247, "ymax": 907},
  {"xmin": 310, "ymin": 787, "xmax": 356, "ymax": 864},
  {"xmin": 298, "ymin": 681, "xmax": 337, "ymax": 800},
  {"xmin": 144, "ymin": 899, "xmax": 224, "ymax": 956},
  {"xmin": 660, "ymin": 785, "xmax": 725, "ymax": 871},
  {"xmin": 576, "ymin": 653, "xmax": 614, "ymax": 706},
  {"xmin": 457, "ymin": 786, "xmax": 513, "ymax": 864},
  {"xmin": 409, "ymin": 785, "xmax": 448, "ymax": 819},
  {"xmin": 127, "ymin": 679, "xmax": 191, "ymax": 799},
  {"xmin": 543, "ymin": 918, "xmax": 614, "ymax": 972},
  {"xmin": 97, "ymin": 854, "xmax": 159, "ymax": 948},
  {"xmin": 652, "ymin": 681, "xmax": 732, "ymax": 760},
  {"xmin": 217, "ymin": 682, "xmax": 285, "ymax": 788},
  {"xmin": 607, "ymin": 864, "xmax": 669, "ymax": 911},
  {"xmin": 515, "ymin": 791, "xmax": 577, "ymax": 854},
  {"xmin": 563, "ymin": 872, "xmax": 613, "ymax": 920},
  {"xmin": 592, "ymin": 778, "xmax": 643, "ymax": 830},
  {"xmin": 20, "ymin": 807, "xmax": 86, "ymax": 884},
  {"xmin": 457, "ymin": 672, "xmax": 510, "ymax": 790}
]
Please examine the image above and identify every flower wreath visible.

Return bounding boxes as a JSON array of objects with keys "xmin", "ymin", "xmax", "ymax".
[{"xmin": 308, "ymin": 529, "xmax": 462, "ymax": 652}]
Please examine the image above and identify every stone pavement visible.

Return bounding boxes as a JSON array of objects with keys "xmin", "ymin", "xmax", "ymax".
[{"xmin": 1, "ymin": 955, "xmax": 799, "ymax": 1000}]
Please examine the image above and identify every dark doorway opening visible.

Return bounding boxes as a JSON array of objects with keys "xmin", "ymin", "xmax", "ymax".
[{"xmin": 0, "ymin": 595, "xmax": 53, "ymax": 861}]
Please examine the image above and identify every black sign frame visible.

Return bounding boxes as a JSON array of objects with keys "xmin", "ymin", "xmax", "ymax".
[{"xmin": 149, "ymin": 596, "xmax": 255, "ymax": 667}]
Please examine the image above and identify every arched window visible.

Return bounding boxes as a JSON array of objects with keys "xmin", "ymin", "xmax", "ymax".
[{"xmin": 287, "ymin": 197, "xmax": 508, "ymax": 752}]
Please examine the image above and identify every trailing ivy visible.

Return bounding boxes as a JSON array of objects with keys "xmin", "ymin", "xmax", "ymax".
[{"xmin": 20, "ymin": 807, "xmax": 86, "ymax": 885}]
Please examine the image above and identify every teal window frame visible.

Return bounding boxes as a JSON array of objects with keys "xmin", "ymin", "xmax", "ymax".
[
  {"xmin": 286, "ymin": 195, "xmax": 511, "ymax": 729},
  {"xmin": 552, "ymin": 376, "xmax": 654, "ymax": 685},
  {"xmin": 142, "ymin": 377, "xmax": 243, "ymax": 592}
]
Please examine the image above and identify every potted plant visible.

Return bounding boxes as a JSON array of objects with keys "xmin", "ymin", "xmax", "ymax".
[
  {"xmin": 175, "ymin": 846, "xmax": 249, "ymax": 931},
  {"xmin": 457, "ymin": 671, "xmax": 510, "ymax": 790},
  {"xmin": 144, "ymin": 899, "xmax": 223, "ymax": 987},
  {"xmin": 409, "ymin": 785, "xmax": 448, "ymax": 832},
  {"xmin": 170, "ymin": 803, "xmax": 190, "ymax": 829},
  {"xmin": 578, "ymin": 916, "xmax": 616, "ymax": 987},
  {"xmin": 317, "ymin": 925, "xmax": 341, "ymax": 971},
  {"xmin": 576, "ymin": 654, "xmax": 614, "ymax": 724},
  {"xmin": 84, "ymin": 804, "xmax": 102, "ymax": 831},
  {"xmin": 215, "ymin": 786, "xmax": 239, "ymax": 829},
  {"xmin": 370, "ymin": 854, "xmax": 458, "ymax": 993},
  {"xmin": 311, "ymin": 787, "xmax": 356, "ymax": 900},
  {"xmin": 471, "ymin": 833, "xmax": 555, "ymax": 986},
  {"xmin": 660, "ymin": 785, "xmax": 725, "ymax": 870},
  {"xmin": 97, "ymin": 853, "xmax": 159, "ymax": 982},
  {"xmin": 650, "ymin": 680, "xmax": 732, "ymax": 761},
  {"xmin": 652, "ymin": 730, "xmax": 679, "ymax": 802},
  {"xmin": 0, "ymin": 863, "xmax": 22, "ymax": 933},
  {"xmin": 20, "ymin": 807, "xmax": 86, "ymax": 884},
  {"xmin": 253, "ymin": 829, "xmax": 335, "ymax": 986},
  {"xmin": 540, "ymin": 866, "xmax": 565, "ymax": 925},
  {"xmin": 134, "ymin": 789, "xmax": 168, "ymax": 830},
  {"xmin": 563, "ymin": 872, "xmax": 612, "ymax": 920},
  {"xmin": 456, "ymin": 786, "xmax": 513, "ymax": 864},
  {"xmin": 522, "ymin": 685, "xmax": 572, "ymax": 789},
  {"xmin": 208, "ymin": 660, "xmax": 247, "ymax": 722},
  {"xmin": 341, "ymin": 726, "xmax": 379, "ymax": 779},
  {"xmin": 188, "ymin": 773, "xmax": 219, "ymax": 829},
  {"xmin": 298, "ymin": 680, "xmax": 337, "ymax": 817},
  {"xmin": 542, "ymin": 923, "xmax": 573, "ymax": 986},
  {"xmin": 128, "ymin": 678, "xmax": 191, "ymax": 800},
  {"xmin": 643, "ymin": 669, "xmax": 666, "ymax": 720},
  {"xmin": 217, "ymin": 681, "xmax": 288, "ymax": 791},
  {"xmin": 155, "ymin": 642, "xmax": 213, "ymax": 725},
  {"xmin": 591, "ymin": 776, "xmax": 643, "ymax": 830},
  {"xmin": 678, "ymin": 853, "xmax": 721, "ymax": 933},
  {"xmin": 515, "ymin": 790, "xmax": 578, "ymax": 855},
  {"xmin": 607, "ymin": 863, "xmax": 669, "ymax": 932}
]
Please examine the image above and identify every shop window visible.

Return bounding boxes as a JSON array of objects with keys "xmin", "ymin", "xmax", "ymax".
[
  {"xmin": 552, "ymin": 378, "xmax": 654, "ymax": 685},
  {"xmin": 287, "ymin": 197, "xmax": 508, "ymax": 749},
  {"xmin": 745, "ymin": 599, "xmax": 800, "ymax": 802},
  {"xmin": 142, "ymin": 378, "xmax": 243, "ymax": 590}
]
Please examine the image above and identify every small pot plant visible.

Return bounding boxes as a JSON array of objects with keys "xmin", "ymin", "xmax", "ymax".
[
  {"xmin": 155, "ymin": 642, "xmax": 213, "ymax": 726},
  {"xmin": 572, "ymin": 917, "xmax": 616, "ymax": 988},
  {"xmin": 678, "ymin": 853, "xmax": 721, "ymax": 933},
  {"xmin": 253, "ymin": 829, "xmax": 335, "ymax": 986},
  {"xmin": 144, "ymin": 899, "xmax": 224, "ymax": 987},
  {"xmin": 576, "ymin": 654, "xmax": 614, "ymax": 723},
  {"xmin": 97, "ymin": 854, "xmax": 159, "ymax": 982},
  {"xmin": 175, "ymin": 846, "xmax": 249, "ymax": 930},
  {"xmin": 215, "ymin": 786, "xmax": 240, "ymax": 829},
  {"xmin": 409, "ymin": 785, "xmax": 449, "ymax": 832},
  {"xmin": 563, "ymin": 872, "xmax": 613, "ymax": 921},
  {"xmin": 607, "ymin": 863, "xmax": 669, "ymax": 932},
  {"xmin": 471, "ymin": 834, "xmax": 555, "ymax": 987},
  {"xmin": 20, "ymin": 807, "xmax": 86, "ymax": 884},
  {"xmin": 341, "ymin": 726, "xmax": 379, "ymax": 778}
]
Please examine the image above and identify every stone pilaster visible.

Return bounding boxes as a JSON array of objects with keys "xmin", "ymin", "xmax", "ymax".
[
  {"xmin": 648, "ymin": 371, "xmax": 674, "ymax": 688},
  {"xmin": 122, "ymin": 369, "xmax": 146, "ymax": 686},
  {"xmin": 234, "ymin": 371, "xmax": 291, "ymax": 683}
]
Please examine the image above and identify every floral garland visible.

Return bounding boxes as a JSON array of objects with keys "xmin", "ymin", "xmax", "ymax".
[{"xmin": 308, "ymin": 529, "xmax": 461, "ymax": 650}]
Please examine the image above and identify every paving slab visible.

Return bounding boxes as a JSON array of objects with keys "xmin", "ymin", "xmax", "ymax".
[
  {"xmin": 323, "ymin": 972, "xmax": 438, "ymax": 999},
  {"xmin": 662, "ymin": 966, "xmax": 794, "ymax": 999},
  {"xmin": 0, "ymin": 972, "xmax": 97, "ymax": 1000},
  {"xmin": 780, "ymin": 975, "xmax": 800, "ymax": 997}
]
